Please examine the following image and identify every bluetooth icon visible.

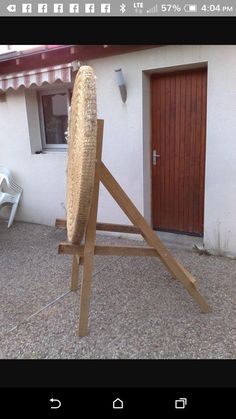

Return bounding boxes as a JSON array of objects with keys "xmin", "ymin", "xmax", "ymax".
[{"xmin": 120, "ymin": 3, "xmax": 126, "ymax": 13}]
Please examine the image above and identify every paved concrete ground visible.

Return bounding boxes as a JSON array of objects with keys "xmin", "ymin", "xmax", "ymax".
[{"xmin": 0, "ymin": 221, "xmax": 236, "ymax": 359}]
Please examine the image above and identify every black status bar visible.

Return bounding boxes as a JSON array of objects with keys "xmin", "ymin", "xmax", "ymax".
[{"xmin": 0, "ymin": 1, "xmax": 235, "ymax": 17}]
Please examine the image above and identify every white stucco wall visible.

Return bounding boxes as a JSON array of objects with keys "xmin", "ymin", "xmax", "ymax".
[
  {"xmin": 0, "ymin": 88, "xmax": 67, "ymax": 225},
  {"xmin": 89, "ymin": 45, "xmax": 236, "ymax": 256},
  {"xmin": 1, "ymin": 45, "xmax": 236, "ymax": 256}
]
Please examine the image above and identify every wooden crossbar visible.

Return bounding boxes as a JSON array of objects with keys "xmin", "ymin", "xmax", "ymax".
[
  {"xmin": 55, "ymin": 218, "xmax": 142, "ymax": 235},
  {"xmin": 59, "ymin": 242, "xmax": 162, "ymax": 258}
]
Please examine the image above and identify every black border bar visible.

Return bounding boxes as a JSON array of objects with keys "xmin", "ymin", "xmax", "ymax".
[
  {"xmin": 0, "ymin": 17, "xmax": 236, "ymax": 44},
  {"xmin": 1, "ymin": 360, "xmax": 236, "ymax": 388}
]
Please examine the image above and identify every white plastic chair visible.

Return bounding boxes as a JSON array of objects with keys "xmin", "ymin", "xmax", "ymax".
[{"xmin": 0, "ymin": 166, "xmax": 23, "ymax": 228}]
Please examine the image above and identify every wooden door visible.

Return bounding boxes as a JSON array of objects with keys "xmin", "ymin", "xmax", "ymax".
[{"xmin": 151, "ymin": 68, "xmax": 207, "ymax": 236}]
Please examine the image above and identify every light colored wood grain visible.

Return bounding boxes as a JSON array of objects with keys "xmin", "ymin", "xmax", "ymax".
[
  {"xmin": 78, "ymin": 119, "xmax": 104, "ymax": 336},
  {"xmin": 58, "ymin": 242, "xmax": 81, "ymax": 255},
  {"xmin": 94, "ymin": 245, "xmax": 157, "ymax": 257},
  {"xmin": 59, "ymin": 243, "xmax": 158, "ymax": 257},
  {"xmin": 71, "ymin": 255, "xmax": 80, "ymax": 291},
  {"xmin": 56, "ymin": 219, "xmax": 142, "ymax": 235},
  {"xmin": 96, "ymin": 222, "xmax": 141, "ymax": 234}
]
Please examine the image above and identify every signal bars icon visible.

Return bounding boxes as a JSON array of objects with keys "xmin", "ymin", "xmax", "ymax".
[
  {"xmin": 147, "ymin": 3, "xmax": 158, "ymax": 13},
  {"xmin": 120, "ymin": 3, "xmax": 126, "ymax": 14}
]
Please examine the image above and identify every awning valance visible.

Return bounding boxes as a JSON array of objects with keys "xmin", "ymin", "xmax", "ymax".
[{"xmin": 0, "ymin": 63, "xmax": 72, "ymax": 92}]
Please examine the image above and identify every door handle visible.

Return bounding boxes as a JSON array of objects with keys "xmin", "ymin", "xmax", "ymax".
[{"xmin": 152, "ymin": 150, "xmax": 160, "ymax": 166}]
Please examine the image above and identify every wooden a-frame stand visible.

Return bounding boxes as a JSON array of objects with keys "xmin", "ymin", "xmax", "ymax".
[{"xmin": 56, "ymin": 120, "xmax": 211, "ymax": 336}]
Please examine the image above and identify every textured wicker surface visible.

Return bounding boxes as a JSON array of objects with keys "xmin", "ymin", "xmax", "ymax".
[{"xmin": 66, "ymin": 66, "xmax": 97, "ymax": 244}]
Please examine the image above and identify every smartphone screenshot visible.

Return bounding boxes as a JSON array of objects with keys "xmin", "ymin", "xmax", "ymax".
[{"xmin": 0, "ymin": 1, "xmax": 236, "ymax": 416}]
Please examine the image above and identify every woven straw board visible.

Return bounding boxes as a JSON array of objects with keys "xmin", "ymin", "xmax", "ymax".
[{"xmin": 66, "ymin": 66, "xmax": 97, "ymax": 244}]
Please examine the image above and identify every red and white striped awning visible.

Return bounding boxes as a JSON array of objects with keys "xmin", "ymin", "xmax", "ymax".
[{"xmin": 0, "ymin": 63, "xmax": 72, "ymax": 91}]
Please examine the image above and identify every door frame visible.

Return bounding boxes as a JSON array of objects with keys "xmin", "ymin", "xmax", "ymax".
[{"xmin": 142, "ymin": 62, "xmax": 208, "ymax": 235}]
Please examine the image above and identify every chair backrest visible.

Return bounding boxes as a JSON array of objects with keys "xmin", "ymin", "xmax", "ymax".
[{"xmin": 0, "ymin": 166, "xmax": 22, "ymax": 194}]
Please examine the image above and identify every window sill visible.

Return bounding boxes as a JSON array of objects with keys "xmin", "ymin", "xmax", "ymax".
[{"xmin": 34, "ymin": 149, "xmax": 67, "ymax": 154}]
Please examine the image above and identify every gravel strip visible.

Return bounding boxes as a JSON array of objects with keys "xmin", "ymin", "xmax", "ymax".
[{"xmin": 0, "ymin": 221, "xmax": 236, "ymax": 359}]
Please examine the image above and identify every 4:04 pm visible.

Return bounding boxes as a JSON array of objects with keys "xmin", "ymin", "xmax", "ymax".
[{"xmin": 201, "ymin": 4, "xmax": 221, "ymax": 12}]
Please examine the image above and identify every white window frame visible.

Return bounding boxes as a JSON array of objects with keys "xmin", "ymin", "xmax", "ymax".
[{"xmin": 38, "ymin": 86, "xmax": 71, "ymax": 150}]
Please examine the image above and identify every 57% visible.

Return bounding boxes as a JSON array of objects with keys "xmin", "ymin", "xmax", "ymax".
[{"xmin": 161, "ymin": 4, "xmax": 182, "ymax": 12}]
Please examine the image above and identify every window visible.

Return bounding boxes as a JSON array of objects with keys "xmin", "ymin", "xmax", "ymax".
[{"xmin": 38, "ymin": 87, "xmax": 72, "ymax": 150}]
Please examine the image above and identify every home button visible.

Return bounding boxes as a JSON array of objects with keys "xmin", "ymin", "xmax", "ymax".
[{"xmin": 113, "ymin": 398, "xmax": 124, "ymax": 409}]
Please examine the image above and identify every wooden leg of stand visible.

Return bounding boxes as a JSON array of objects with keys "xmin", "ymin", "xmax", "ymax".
[
  {"xmin": 100, "ymin": 162, "xmax": 211, "ymax": 313},
  {"xmin": 78, "ymin": 253, "xmax": 95, "ymax": 336},
  {"xmin": 78, "ymin": 120, "xmax": 104, "ymax": 336},
  {"xmin": 70, "ymin": 256, "xmax": 84, "ymax": 291},
  {"xmin": 71, "ymin": 255, "xmax": 79, "ymax": 291}
]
